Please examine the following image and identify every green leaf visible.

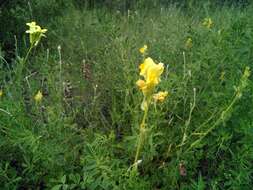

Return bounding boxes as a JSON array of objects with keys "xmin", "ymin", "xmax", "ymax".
[
  {"xmin": 61, "ymin": 175, "xmax": 66, "ymax": 184},
  {"xmin": 51, "ymin": 184, "xmax": 62, "ymax": 190}
]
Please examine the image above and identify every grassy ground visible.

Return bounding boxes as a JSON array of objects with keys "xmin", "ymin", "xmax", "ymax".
[{"xmin": 0, "ymin": 2, "xmax": 253, "ymax": 189}]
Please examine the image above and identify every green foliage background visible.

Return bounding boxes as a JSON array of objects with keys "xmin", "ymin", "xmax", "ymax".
[{"xmin": 0, "ymin": 0, "xmax": 253, "ymax": 189}]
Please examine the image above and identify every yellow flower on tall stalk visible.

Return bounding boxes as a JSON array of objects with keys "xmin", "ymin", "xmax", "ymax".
[
  {"xmin": 34, "ymin": 90, "xmax": 43, "ymax": 102},
  {"xmin": 134, "ymin": 52, "xmax": 167, "ymax": 170},
  {"xmin": 139, "ymin": 44, "xmax": 148, "ymax": 54},
  {"xmin": 0, "ymin": 90, "xmax": 3, "ymax": 97},
  {"xmin": 202, "ymin": 17, "xmax": 213, "ymax": 29},
  {"xmin": 23, "ymin": 21, "xmax": 47, "ymax": 64},
  {"xmin": 26, "ymin": 21, "xmax": 47, "ymax": 46}
]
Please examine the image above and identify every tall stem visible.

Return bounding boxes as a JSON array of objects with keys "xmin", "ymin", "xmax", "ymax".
[
  {"xmin": 134, "ymin": 104, "xmax": 149, "ymax": 170},
  {"xmin": 16, "ymin": 46, "xmax": 33, "ymax": 87},
  {"xmin": 24, "ymin": 45, "xmax": 33, "ymax": 65}
]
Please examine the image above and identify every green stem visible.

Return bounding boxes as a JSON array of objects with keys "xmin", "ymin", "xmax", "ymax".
[
  {"xmin": 187, "ymin": 93, "xmax": 238, "ymax": 152},
  {"xmin": 134, "ymin": 104, "xmax": 149, "ymax": 170},
  {"xmin": 24, "ymin": 45, "xmax": 33, "ymax": 65},
  {"xmin": 16, "ymin": 44, "xmax": 34, "ymax": 96},
  {"xmin": 178, "ymin": 88, "xmax": 196, "ymax": 148}
]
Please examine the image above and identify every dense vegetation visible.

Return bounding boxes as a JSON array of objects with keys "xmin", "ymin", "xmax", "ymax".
[{"xmin": 0, "ymin": 1, "xmax": 253, "ymax": 189}]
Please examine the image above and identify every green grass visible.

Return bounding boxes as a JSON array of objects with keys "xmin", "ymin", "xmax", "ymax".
[{"xmin": 0, "ymin": 2, "xmax": 253, "ymax": 189}]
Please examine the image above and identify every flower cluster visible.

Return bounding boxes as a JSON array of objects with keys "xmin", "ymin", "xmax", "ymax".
[
  {"xmin": 153, "ymin": 91, "xmax": 168, "ymax": 102},
  {"xmin": 26, "ymin": 21, "xmax": 47, "ymax": 46},
  {"xmin": 136, "ymin": 46, "xmax": 168, "ymax": 110}
]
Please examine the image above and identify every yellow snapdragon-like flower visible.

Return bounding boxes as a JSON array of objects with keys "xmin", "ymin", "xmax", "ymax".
[
  {"xmin": 185, "ymin": 37, "xmax": 193, "ymax": 49},
  {"xmin": 139, "ymin": 45, "xmax": 147, "ymax": 54},
  {"xmin": 153, "ymin": 91, "xmax": 168, "ymax": 102},
  {"xmin": 34, "ymin": 90, "xmax": 43, "ymax": 102},
  {"xmin": 202, "ymin": 17, "xmax": 213, "ymax": 29},
  {"xmin": 146, "ymin": 62, "xmax": 164, "ymax": 85},
  {"xmin": 0, "ymin": 90, "xmax": 3, "ymax": 97},
  {"xmin": 134, "ymin": 47, "xmax": 168, "ymax": 167},
  {"xmin": 26, "ymin": 21, "xmax": 47, "ymax": 46},
  {"xmin": 26, "ymin": 22, "xmax": 47, "ymax": 35},
  {"xmin": 139, "ymin": 57, "xmax": 164, "ymax": 83},
  {"xmin": 139, "ymin": 57, "xmax": 155, "ymax": 78},
  {"xmin": 137, "ymin": 57, "xmax": 164, "ymax": 95}
]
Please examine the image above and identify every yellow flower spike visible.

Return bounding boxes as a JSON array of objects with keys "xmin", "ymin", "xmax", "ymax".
[
  {"xmin": 26, "ymin": 21, "xmax": 47, "ymax": 46},
  {"xmin": 139, "ymin": 44, "xmax": 147, "ymax": 54},
  {"xmin": 34, "ymin": 90, "xmax": 43, "ymax": 102},
  {"xmin": 153, "ymin": 91, "xmax": 169, "ymax": 102},
  {"xmin": 134, "ymin": 52, "xmax": 167, "ymax": 170},
  {"xmin": 203, "ymin": 17, "xmax": 213, "ymax": 29},
  {"xmin": 185, "ymin": 37, "xmax": 193, "ymax": 49},
  {"xmin": 26, "ymin": 22, "xmax": 37, "ymax": 31},
  {"xmin": 139, "ymin": 57, "xmax": 155, "ymax": 78},
  {"xmin": 0, "ymin": 90, "xmax": 3, "ymax": 97},
  {"xmin": 146, "ymin": 62, "xmax": 164, "ymax": 85},
  {"xmin": 137, "ymin": 57, "xmax": 164, "ymax": 96},
  {"xmin": 26, "ymin": 21, "xmax": 47, "ymax": 34}
]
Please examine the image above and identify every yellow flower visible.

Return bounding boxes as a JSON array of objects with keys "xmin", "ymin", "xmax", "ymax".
[
  {"xmin": 146, "ymin": 62, "xmax": 164, "ymax": 85},
  {"xmin": 203, "ymin": 17, "xmax": 213, "ymax": 29},
  {"xmin": 26, "ymin": 21, "xmax": 47, "ymax": 46},
  {"xmin": 0, "ymin": 90, "xmax": 3, "ymax": 97},
  {"xmin": 153, "ymin": 91, "xmax": 168, "ymax": 102},
  {"xmin": 26, "ymin": 21, "xmax": 47, "ymax": 34},
  {"xmin": 140, "ymin": 57, "xmax": 164, "ymax": 83},
  {"xmin": 136, "ymin": 79, "xmax": 146, "ymax": 90},
  {"xmin": 139, "ymin": 45, "xmax": 147, "ymax": 54},
  {"xmin": 139, "ymin": 57, "xmax": 156, "ymax": 78},
  {"xmin": 185, "ymin": 37, "xmax": 193, "ymax": 49},
  {"xmin": 137, "ymin": 57, "xmax": 164, "ymax": 96},
  {"xmin": 143, "ymin": 58, "xmax": 164, "ymax": 83},
  {"xmin": 136, "ymin": 79, "xmax": 149, "ymax": 96},
  {"xmin": 34, "ymin": 90, "xmax": 43, "ymax": 102}
]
